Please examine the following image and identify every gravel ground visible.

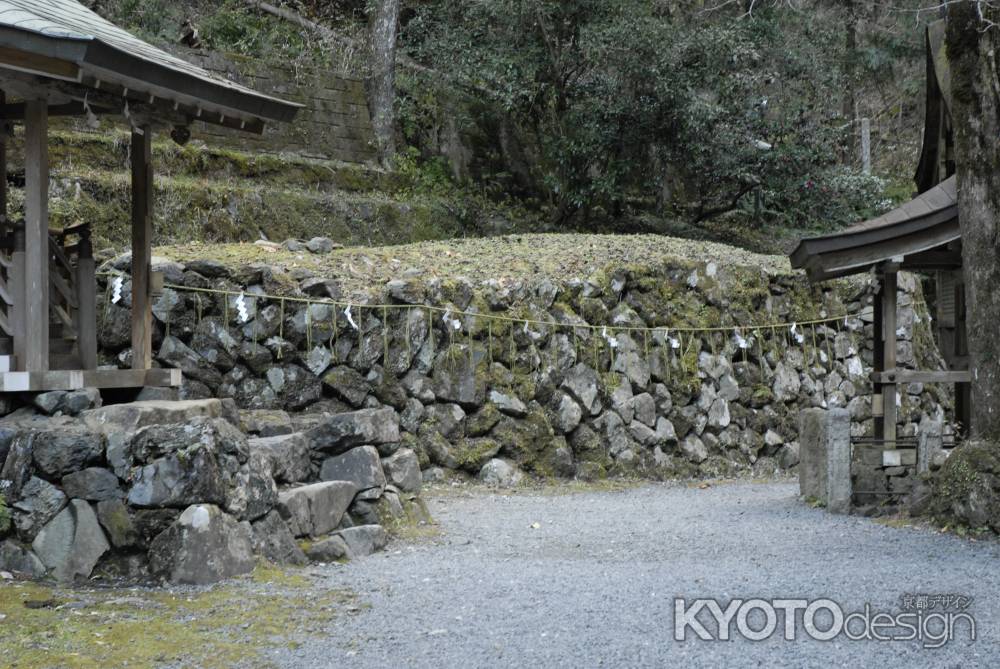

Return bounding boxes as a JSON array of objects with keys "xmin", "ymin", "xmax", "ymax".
[{"xmin": 274, "ymin": 481, "xmax": 999, "ymax": 668}]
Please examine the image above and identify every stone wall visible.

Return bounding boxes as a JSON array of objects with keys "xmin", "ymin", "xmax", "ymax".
[
  {"xmin": 59, "ymin": 47, "xmax": 377, "ymax": 164},
  {"xmin": 175, "ymin": 48, "xmax": 376, "ymax": 163},
  {"xmin": 93, "ymin": 251, "xmax": 951, "ymax": 486},
  {"xmin": 0, "ymin": 397, "xmax": 426, "ymax": 583}
]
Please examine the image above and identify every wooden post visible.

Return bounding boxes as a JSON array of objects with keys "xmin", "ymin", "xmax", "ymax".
[
  {"xmin": 0, "ymin": 90, "xmax": 7, "ymax": 236},
  {"xmin": 76, "ymin": 227, "xmax": 97, "ymax": 369},
  {"xmin": 881, "ymin": 266, "xmax": 898, "ymax": 444},
  {"xmin": 23, "ymin": 100, "xmax": 49, "ymax": 373},
  {"xmin": 11, "ymin": 225, "xmax": 23, "ymax": 368},
  {"xmin": 872, "ymin": 283, "xmax": 884, "ymax": 438},
  {"xmin": 130, "ymin": 126, "xmax": 153, "ymax": 370}
]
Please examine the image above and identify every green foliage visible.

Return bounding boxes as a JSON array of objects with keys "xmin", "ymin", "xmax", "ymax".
[
  {"xmin": 198, "ymin": 1, "xmax": 314, "ymax": 62},
  {"xmin": 402, "ymin": 0, "xmax": 930, "ymax": 234},
  {"xmin": 99, "ymin": 0, "xmax": 323, "ymax": 66}
]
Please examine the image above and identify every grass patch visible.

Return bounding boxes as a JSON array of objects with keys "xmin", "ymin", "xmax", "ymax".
[{"xmin": 0, "ymin": 563, "xmax": 356, "ymax": 669}]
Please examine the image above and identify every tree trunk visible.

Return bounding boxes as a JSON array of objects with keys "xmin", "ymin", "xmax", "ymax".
[
  {"xmin": 841, "ymin": 0, "xmax": 857, "ymax": 164},
  {"xmin": 369, "ymin": 0, "xmax": 401, "ymax": 167},
  {"xmin": 947, "ymin": 2, "xmax": 1000, "ymax": 440}
]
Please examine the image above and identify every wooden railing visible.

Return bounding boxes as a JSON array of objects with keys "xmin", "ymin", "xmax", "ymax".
[{"xmin": 0, "ymin": 221, "xmax": 97, "ymax": 371}]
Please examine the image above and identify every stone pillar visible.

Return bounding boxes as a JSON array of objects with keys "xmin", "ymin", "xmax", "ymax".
[
  {"xmin": 826, "ymin": 409, "xmax": 852, "ymax": 514},
  {"xmin": 798, "ymin": 408, "xmax": 852, "ymax": 513},
  {"xmin": 798, "ymin": 408, "xmax": 828, "ymax": 500},
  {"xmin": 917, "ymin": 420, "xmax": 943, "ymax": 475}
]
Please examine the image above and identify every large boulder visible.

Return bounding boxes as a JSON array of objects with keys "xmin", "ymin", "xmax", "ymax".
[
  {"xmin": 127, "ymin": 448, "xmax": 227, "ymax": 508},
  {"xmin": 319, "ymin": 446, "xmax": 386, "ymax": 498},
  {"xmin": 12, "ymin": 477, "xmax": 67, "ymax": 541},
  {"xmin": 83, "ymin": 399, "xmax": 228, "ymax": 434},
  {"xmin": 61, "ymin": 468, "xmax": 122, "ymax": 501},
  {"xmin": 381, "ymin": 448, "xmax": 422, "ymax": 493},
  {"xmin": 31, "ymin": 428, "xmax": 104, "ymax": 478},
  {"xmin": 772, "ymin": 362, "xmax": 801, "ymax": 403},
  {"xmin": 250, "ymin": 433, "xmax": 313, "ymax": 483},
  {"xmin": 125, "ymin": 418, "xmax": 246, "ymax": 509},
  {"xmin": 251, "ymin": 510, "xmax": 307, "ymax": 566},
  {"xmin": 276, "ymin": 481, "xmax": 357, "ymax": 537},
  {"xmin": 31, "ymin": 500, "xmax": 110, "ymax": 582},
  {"xmin": 157, "ymin": 336, "xmax": 222, "ymax": 388},
  {"xmin": 95, "ymin": 499, "xmax": 139, "ymax": 548},
  {"xmin": 265, "ymin": 364, "xmax": 323, "ymax": 411},
  {"xmin": 552, "ymin": 393, "xmax": 583, "ymax": 435},
  {"xmin": 432, "ymin": 344, "xmax": 487, "ymax": 409},
  {"xmin": 0, "ymin": 539, "xmax": 46, "ymax": 577},
  {"xmin": 322, "ymin": 366, "xmax": 371, "ymax": 408},
  {"xmin": 304, "ymin": 535, "xmax": 351, "ymax": 562},
  {"xmin": 561, "ymin": 364, "xmax": 602, "ymax": 415},
  {"xmin": 225, "ymin": 450, "xmax": 279, "ymax": 521},
  {"xmin": 148, "ymin": 504, "xmax": 255, "ymax": 585},
  {"xmin": 334, "ymin": 525, "xmax": 388, "ymax": 558},
  {"xmin": 306, "ymin": 408, "xmax": 400, "ymax": 454}
]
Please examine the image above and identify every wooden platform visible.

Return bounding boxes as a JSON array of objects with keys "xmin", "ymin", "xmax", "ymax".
[{"xmin": 0, "ymin": 368, "xmax": 181, "ymax": 392}]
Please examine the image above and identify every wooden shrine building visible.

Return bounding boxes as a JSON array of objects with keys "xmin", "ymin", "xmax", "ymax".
[
  {"xmin": 0, "ymin": 0, "xmax": 299, "ymax": 392},
  {"xmin": 790, "ymin": 20, "xmax": 970, "ymax": 442}
]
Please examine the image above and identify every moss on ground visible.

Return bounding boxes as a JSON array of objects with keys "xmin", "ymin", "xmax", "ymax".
[
  {"xmin": 153, "ymin": 233, "xmax": 797, "ymax": 298},
  {"xmin": 0, "ymin": 563, "xmax": 355, "ymax": 669}
]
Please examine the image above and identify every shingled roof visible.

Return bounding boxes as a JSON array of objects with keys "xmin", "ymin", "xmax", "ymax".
[
  {"xmin": 0, "ymin": 0, "xmax": 300, "ymax": 130},
  {"xmin": 789, "ymin": 175, "xmax": 960, "ymax": 282}
]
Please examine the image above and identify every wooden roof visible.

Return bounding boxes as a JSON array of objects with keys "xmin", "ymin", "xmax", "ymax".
[
  {"xmin": 0, "ymin": 0, "xmax": 300, "ymax": 132},
  {"xmin": 790, "ymin": 176, "xmax": 960, "ymax": 282}
]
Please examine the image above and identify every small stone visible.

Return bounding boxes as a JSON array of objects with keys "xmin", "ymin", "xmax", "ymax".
[
  {"xmin": 33, "ymin": 391, "xmax": 68, "ymax": 415},
  {"xmin": 305, "ymin": 237, "xmax": 335, "ymax": 254},
  {"xmin": 488, "ymin": 390, "xmax": 527, "ymax": 418},
  {"xmin": 479, "ymin": 458, "xmax": 524, "ymax": 488},
  {"xmin": 680, "ymin": 435, "xmax": 708, "ymax": 464}
]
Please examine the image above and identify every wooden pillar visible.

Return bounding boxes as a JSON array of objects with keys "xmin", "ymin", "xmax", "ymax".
[
  {"xmin": 76, "ymin": 228, "xmax": 97, "ymax": 369},
  {"xmin": 881, "ymin": 266, "xmax": 898, "ymax": 444},
  {"xmin": 872, "ymin": 283, "xmax": 884, "ymax": 438},
  {"xmin": 0, "ymin": 90, "xmax": 7, "ymax": 236},
  {"xmin": 23, "ymin": 100, "xmax": 49, "ymax": 373},
  {"xmin": 130, "ymin": 126, "xmax": 153, "ymax": 370}
]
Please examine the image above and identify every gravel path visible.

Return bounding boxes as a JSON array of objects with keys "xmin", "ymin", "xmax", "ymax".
[{"xmin": 276, "ymin": 481, "xmax": 999, "ymax": 668}]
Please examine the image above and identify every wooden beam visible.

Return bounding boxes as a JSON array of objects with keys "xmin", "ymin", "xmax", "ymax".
[
  {"xmin": 0, "ymin": 101, "xmax": 114, "ymax": 119},
  {"xmin": 130, "ymin": 126, "xmax": 153, "ymax": 370},
  {"xmin": 0, "ymin": 367, "xmax": 180, "ymax": 392},
  {"xmin": 0, "ymin": 90, "xmax": 6, "ymax": 231},
  {"xmin": 872, "ymin": 284, "xmax": 884, "ymax": 435},
  {"xmin": 881, "ymin": 268, "xmax": 898, "ymax": 444},
  {"xmin": 23, "ymin": 100, "xmax": 48, "ymax": 373},
  {"xmin": 871, "ymin": 369, "xmax": 972, "ymax": 384},
  {"xmin": 0, "ymin": 46, "xmax": 80, "ymax": 81}
]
